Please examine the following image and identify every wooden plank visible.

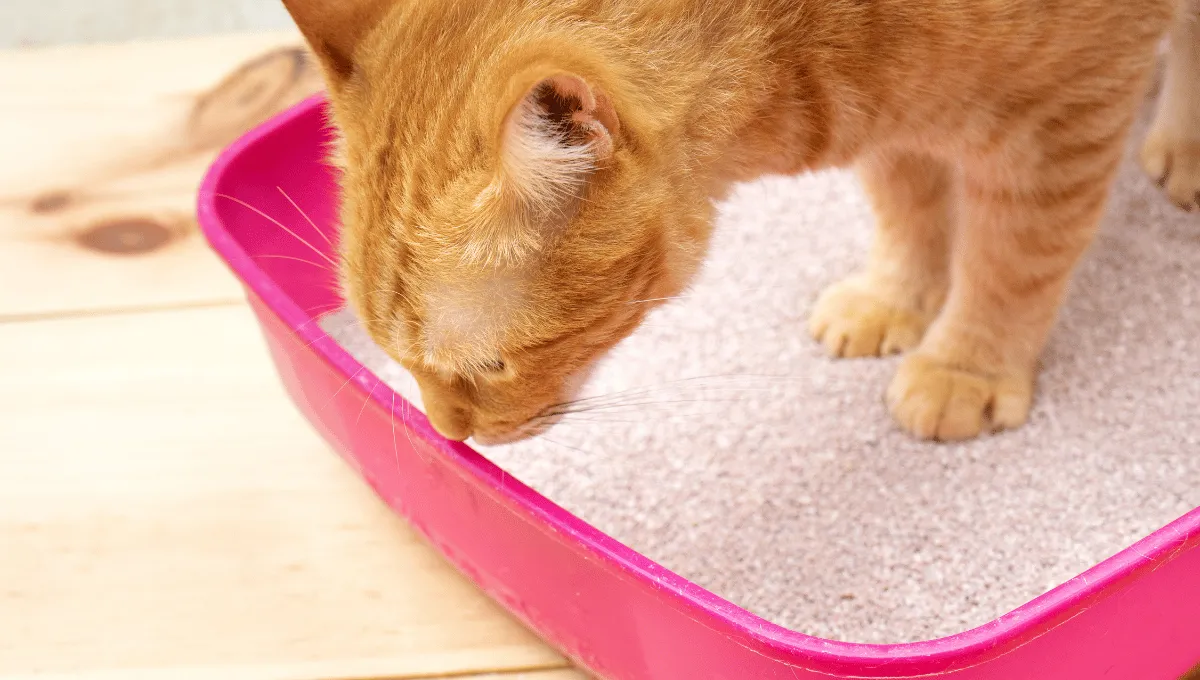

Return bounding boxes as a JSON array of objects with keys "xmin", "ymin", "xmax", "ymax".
[
  {"xmin": 0, "ymin": 34, "xmax": 325, "ymax": 319},
  {"xmin": 464, "ymin": 672, "xmax": 591, "ymax": 680},
  {"xmin": 0, "ymin": 668, "xmax": 593, "ymax": 680},
  {"xmin": 0, "ymin": 304, "xmax": 568, "ymax": 680}
]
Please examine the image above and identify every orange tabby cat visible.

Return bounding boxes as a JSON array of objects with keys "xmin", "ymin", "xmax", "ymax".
[{"xmin": 282, "ymin": 0, "xmax": 1200, "ymax": 444}]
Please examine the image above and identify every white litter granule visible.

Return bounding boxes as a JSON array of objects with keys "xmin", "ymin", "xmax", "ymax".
[{"xmin": 319, "ymin": 111, "xmax": 1200, "ymax": 644}]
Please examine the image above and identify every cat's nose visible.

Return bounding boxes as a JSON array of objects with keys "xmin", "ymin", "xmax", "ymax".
[
  {"xmin": 426, "ymin": 401, "xmax": 473, "ymax": 441},
  {"xmin": 415, "ymin": 379, "xmax": 474, "ymax": 441}
]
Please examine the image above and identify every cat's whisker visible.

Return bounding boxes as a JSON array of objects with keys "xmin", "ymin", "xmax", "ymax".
[
  {"xmin": 385, "ymin": 325, "xmax": 427, "ymax": 443},
  {"xmin": 551, "ymin": 409, "xmax": 726, "ymax": 426},
  {"xmin": 362, "ymin": 287, "xmax": 404, "ymax": 297},
  {"xmin": 541, "ymin": 387, "xmax": 771, "ymax": 417},
  {"xmin": 545, "ymin": 396, "xmax": 745, "ymax": 419},
  {"xmin": 356, "ymin": 377, "xmax": 380, "ymax": 426},
  {"xmin": 626, "ymin": 294, "xmax": 693, "ymax": 305},
  {"xmin": 298, "ymin": 317, "xmax": 369, "ymax": 351},
  {"xmin": 534, "ymin": 433, "xmax": 601, "ymax": 457},
  {"xmin": 254, "ymin": 254, "xmax": 336, "ymax": 272},
  {"xmin": 538, "ymin": 389, "xmax": 778, "ymax": 422},
  {"xmin": 304, "ymin": 300, "xmax": 347, "ymax": 316},
  {"xmin": 297, "ymin": 312, "xmax": 401, "ymax": 353},
  {"xmin": 546, "ymin": 373, "xmax": 789, "ymax": 413},
  {"xmin": 319, "ymin": 365, "xmax": 368, "ymax": 413},
  {"xmin": 563, "ymin": 393, "xmax": 751, "ymax": 411},
  {"xmin": 528, "ymin": 376, "xmax": 770, "ymax": 429},
  {"xmin": 390, "ymin": 390, "xmax": 404, "ymax": 473},
  {"xmin": 217, "ymin": 193, "xmax": 338, "ymax": 268},
  {"xmin": 551, "ymin": 410, "xmax": 695, "ymax": 425},
  {"xmin": 401, "ymin": 391, "xmax": 425, "ymax": 463},
  {"xmin": 277, "ymin": 185, "xmax": 334, "ymax": 247},
  {"xmin": 309, "ymin": 277, "xmax": 345, "ymax": 301},
  {"xmin": 285, "ymin": 303, "xmax": 366, "ymax": 343}
]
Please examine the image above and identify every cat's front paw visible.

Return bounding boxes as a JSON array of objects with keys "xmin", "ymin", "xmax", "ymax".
[
  {"xmin": 809, "ymin": 277, "xmax": 934, "ymax": 358},
  {"xmin": 1140, "ymin": 125, "xmax": 1200, "ymax": 212},
  {"xmin": 886, "ymin": 354, "xmax": 1033, "ymax": 441}
]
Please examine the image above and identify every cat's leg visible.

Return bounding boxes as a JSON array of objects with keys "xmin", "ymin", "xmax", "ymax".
[
  {"xmin": 809, "ymin": 152, "xmax": 952, "ymax": 357},
  {"xmin": 1141, "ymin": 7, "xmax": 1200, "ymax": 210},
  {"xmin": 887, "ymin": 134, "xmax": 1127, "ymax": 441}
]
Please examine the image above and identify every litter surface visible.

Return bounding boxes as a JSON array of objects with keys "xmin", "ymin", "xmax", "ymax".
[{"xmin": 321, "ymin": 111, "xmax": 1200, "ymax": 643}]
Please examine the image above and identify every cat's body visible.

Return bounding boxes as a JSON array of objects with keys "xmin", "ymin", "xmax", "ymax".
[{"xmin": 283, "ymin": 0, "xmax": 1200, "ymax": 444}]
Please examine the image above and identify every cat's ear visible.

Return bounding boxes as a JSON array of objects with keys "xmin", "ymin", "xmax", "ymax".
[
  {"xmin": 496, "ymin": 73, "xmax": 620, "ymax": 210},
  {"xmin": 281, "ymin": 0, "xmax": 391, "ymax": 84}
]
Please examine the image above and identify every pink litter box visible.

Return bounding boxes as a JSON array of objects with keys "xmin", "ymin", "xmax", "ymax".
[{"xmin": 196, "ymin": 94, "xmax": 1200, "ymax": 680}]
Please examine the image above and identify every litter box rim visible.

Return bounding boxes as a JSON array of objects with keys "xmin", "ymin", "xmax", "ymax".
[{"xmin": 197, "ymin": 93, "xmax": 1200, "ymax": 678}]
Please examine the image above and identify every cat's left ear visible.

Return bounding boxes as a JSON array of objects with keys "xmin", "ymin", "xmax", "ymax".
[
  {"xmin": 281, "ymin": 0, "xmax": 391, "ymax": 84},
  {"xmin": 496, "ymin": 73, "xmax": 620, "ymax": 209}
]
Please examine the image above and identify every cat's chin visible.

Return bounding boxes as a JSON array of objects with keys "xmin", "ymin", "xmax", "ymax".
[
  {"xmin": 470, "ymin": 431, "xmax": 520, "ymax": 447},
  {"xmin": 470, "ymin": 415, "xmax": 559, "ymax": 447}
]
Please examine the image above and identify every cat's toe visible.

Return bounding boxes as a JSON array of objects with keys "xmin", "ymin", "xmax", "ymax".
[
  {"xmin": 886, "ymin": 354, "xmax": 1033, "ymax": 442},
  {"xmin": 809, "ymin": 277, "xmax": 929, "ymax": 359},
  {"xmin": 1140, "ymin": 127, "xmax": 1200, "ymax": 212}
]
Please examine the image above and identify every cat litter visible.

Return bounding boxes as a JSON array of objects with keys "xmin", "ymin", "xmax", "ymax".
[{"xmin": 319, "ymin": 128, "xmax": 1200, "ymax": 642}]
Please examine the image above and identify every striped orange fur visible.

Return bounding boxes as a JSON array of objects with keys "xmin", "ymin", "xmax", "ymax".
[{"xmin": 283, "ymin": 0, "xmax": 1199, "ymax": 443}]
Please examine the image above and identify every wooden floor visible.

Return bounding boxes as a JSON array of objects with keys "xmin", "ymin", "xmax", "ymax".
[{"xmin": 0, "ymin": 33, "xmax": 583, "ymax": 680}]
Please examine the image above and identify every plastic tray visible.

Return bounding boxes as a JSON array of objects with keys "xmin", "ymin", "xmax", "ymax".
[{"xmin": 197, "ymin": 94, "xmax": 1200, "ymax": 680}]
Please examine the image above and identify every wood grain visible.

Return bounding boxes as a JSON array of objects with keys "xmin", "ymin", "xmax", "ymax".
[
  {"xmin": 0, "ymin": 34, "xmax": 324, "ymax": 320},
  {"xmin": 0, "ymin": 305, "xmax": 569, "ymax": 680},
  {"xmin": 462, "ymin": 673, "xmax": 589, "ymax": 680}
]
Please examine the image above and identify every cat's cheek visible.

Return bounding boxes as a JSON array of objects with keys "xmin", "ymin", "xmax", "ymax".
[
  {"xmin": 472, "ymin": 365, "xmax": 598, "ymax": 446},
  {"xmin": 561, "ymin": 363, "xmax": 598, "ymax": 403}
]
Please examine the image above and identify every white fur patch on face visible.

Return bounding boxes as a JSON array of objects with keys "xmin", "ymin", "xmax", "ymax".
[{"xmin": 421, "ymin": 269, "xmax": 525, "ymax": 374}]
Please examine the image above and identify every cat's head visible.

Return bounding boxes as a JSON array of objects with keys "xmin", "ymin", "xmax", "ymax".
[{"xmin": 284, "ymin": 0, "xmax": 713, "ymax": 443}]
